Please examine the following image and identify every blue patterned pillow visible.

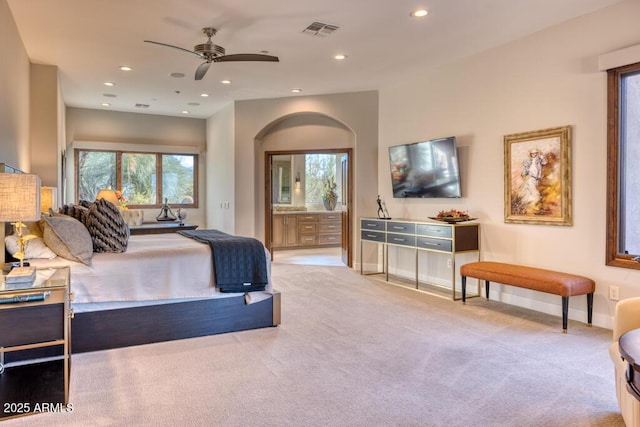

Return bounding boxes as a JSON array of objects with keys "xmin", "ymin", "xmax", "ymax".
[
  {"xmin": 58, "ymin": 204, "xmax": 89, "ymax": 225},
  {"xmin": 86, "ymin": 199, "xmax": 129, "ymax": 253}
]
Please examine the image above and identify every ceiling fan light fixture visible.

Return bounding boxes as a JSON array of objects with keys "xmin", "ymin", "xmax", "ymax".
[{"xmin": 144, "ymin": 27, "xmax": 279, "ymax": 81}]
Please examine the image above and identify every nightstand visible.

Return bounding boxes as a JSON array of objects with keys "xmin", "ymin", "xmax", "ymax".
[{"xmin": 0, "ymin": 267, "xmax": 72, "ymax": 419}]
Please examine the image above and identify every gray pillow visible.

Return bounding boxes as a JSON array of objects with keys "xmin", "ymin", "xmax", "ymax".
[{"xmin": 41, "ymin": 215, "xmax": 93, "ymax": 265}]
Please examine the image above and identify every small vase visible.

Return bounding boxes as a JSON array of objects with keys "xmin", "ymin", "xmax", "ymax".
[{"xmin": 323, "ymin": 198, "xmax": 336, "ymax": 211}]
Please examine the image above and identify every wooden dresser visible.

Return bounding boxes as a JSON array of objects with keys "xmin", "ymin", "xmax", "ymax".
[{"xmin": 273, "ymin": 211, "xmax": 342, "ymax": 249}]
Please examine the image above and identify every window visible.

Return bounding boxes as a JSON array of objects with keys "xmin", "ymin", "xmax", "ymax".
[
  {"xmin": 75, "ymin": 150, "xmax": 197, "ymax": 208},
  {"xmin": 305, "ymin": 154, "xmax": 338, "ymax": 204},
  {"xmin": 607, "ymin": 62, "xmax": 640, "ymax": 269}
]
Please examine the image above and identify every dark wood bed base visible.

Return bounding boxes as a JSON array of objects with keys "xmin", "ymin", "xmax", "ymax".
[
  {"xmin": 73, "ymin": 291, "xmax": 281, "ymax": 353},
  {"xmin": 6, "ymin": 291, "xmax": 280, "ymax": 362}
]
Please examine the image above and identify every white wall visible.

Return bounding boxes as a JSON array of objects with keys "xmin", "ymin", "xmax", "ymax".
[
  {"xmin": 30, "ymin": 63, "xmax": 59, "ymax": 186},
  {"xmin": 0, "ymin": 0, "xmax": 30, "ymax": 171},
  {"xmin": 205, "ymin": 103, "xmax": 235, "ymax": 232},
  {"xmin": 379, "ymin": 0, "xmax": 640, "ymax": 329}
]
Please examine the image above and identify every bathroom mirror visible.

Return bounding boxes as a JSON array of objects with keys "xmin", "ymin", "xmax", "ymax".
[{"xmin": 272, "ymin": 155, "xmax": 292, "ymax": 204}]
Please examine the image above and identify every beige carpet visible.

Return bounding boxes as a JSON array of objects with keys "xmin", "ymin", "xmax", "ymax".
[{"xmin": 5, "ymin": 261, "xmax": 624, "ymax": 427}]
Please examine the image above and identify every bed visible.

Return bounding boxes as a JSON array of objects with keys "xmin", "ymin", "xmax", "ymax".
[{"xmin": 3, "ymin": 221, "xmax": 281, "ymax": 357}]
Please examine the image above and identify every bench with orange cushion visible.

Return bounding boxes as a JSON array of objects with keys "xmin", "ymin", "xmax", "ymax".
[{"xmin": 460, "ymin": 261, "xmax": 595, "ymax": 333}]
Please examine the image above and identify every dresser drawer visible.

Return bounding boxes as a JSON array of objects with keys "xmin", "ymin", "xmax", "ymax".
[
  {"xmin": 387, "ymin": 221, "xmax": 416, "ymax": 234},
  {"xmin": 361, "ymin": 219, "xmax": 386, "ymax": 231},
  {"xmin": 416, "ymin": 223, "xmax": 452, "ymax": 238},
  {"xmin": 386, "ymin": 233, "xmax": 416, "ymax": 247},
  {"xmin": 0, "ymin": 304, "xmax": 64, "ymax": 347},
  {"xmin": 361, "ymin": 230, "xmax": 385, "ymax": 242},
  {"xmin": 297, "ymin": 214, "xmax": 319, "ymax": 222},
  {"xmin": 416, "ymin": 236, "xmax": 452, "ymax": 252},
  {"xmin": 319, "ymin": 234, "xmax": 341, "ymax": 245},
  {"xmin": 298, "ymin": 222, "xmax": 318, "ymax": 233},
  {"xmin": 298, "ymin": 234, "xmax": 318, "ymax": 245},
  {"xmin": 319, "ymin": 223, "xmax": 340, "ymax": 233},
  {"xmin": 321, "ymin": 213, "xmax": 341, "ymax": 223}
]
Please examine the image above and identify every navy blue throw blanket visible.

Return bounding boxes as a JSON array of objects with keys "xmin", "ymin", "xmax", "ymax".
[{"xmin": 178, "ymin": 229, "xmax": 268, "ymax": 293}]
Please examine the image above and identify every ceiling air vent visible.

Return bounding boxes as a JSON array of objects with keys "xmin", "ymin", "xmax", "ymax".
[
  {"xmin": 135, "ymin": 103, "xmax": 150, "ymax": 109},
  {"xmin": 302, "ymin": 22, "xmax": 339, "ymax": 37}
]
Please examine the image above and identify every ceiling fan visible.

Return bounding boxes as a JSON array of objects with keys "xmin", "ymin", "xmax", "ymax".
[{"xmin": 144, "ymin": 27, "xmax": 279, "ymax": 80}]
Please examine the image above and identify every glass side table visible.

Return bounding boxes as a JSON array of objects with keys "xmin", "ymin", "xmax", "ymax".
[{"xmin": 0, "ymin": 267, "xmax": 72, "ymax": 419}]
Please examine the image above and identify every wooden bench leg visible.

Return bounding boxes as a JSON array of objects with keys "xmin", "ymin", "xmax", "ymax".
[
  {"xmin": 587, "ymin": 293, "xmax": 593, "ymax": 327},
  {"xmin": 562, "ymin": 296, "xmax": 569, "ymax": 334},
  {"xmin": 461, "ymin": 276, "xmax": 467, "ymax": 304}
]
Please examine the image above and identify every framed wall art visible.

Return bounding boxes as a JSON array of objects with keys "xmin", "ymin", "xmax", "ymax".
[{"xmin": 504, "ymin": 125, "xmax": 572, "ymax": 226}]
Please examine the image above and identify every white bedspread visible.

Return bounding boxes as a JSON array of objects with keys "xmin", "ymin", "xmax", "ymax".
[{"xmin": 28, "ymin": 233, "xmax": 273, "ymax": 306}]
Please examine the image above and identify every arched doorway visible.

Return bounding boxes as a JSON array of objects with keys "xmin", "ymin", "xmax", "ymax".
[{"xmin": 255, "ymin": 112, "xmax": 355, "ymax": 267}]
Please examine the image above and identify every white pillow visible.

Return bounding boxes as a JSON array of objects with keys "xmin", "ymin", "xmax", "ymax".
[{"xmin": 4, "ymin": 234, "xmax": 58, "ymax": 260}]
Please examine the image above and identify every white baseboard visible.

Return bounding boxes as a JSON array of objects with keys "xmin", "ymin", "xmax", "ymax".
[{"xmin": 353, "ymin": 263, "xmax": 611, "ymax": 330}]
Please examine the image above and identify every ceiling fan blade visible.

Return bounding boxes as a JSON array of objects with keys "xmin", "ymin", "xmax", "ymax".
[
  {"xmin": 213, "ymin": 53, "xmax": 279, "ymax": 63},
  {"xmin": 144, "ymin": 40, "xmax": 202, "ymax": 58},
  {"xmin": 195, "ymin": 62, "xmax": 212, "ymax": 80}
]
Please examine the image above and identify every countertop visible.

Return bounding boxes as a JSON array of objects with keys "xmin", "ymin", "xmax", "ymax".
[{"xmin": 273, "ymin": 209, "xmax": 341, "ymax": 215}]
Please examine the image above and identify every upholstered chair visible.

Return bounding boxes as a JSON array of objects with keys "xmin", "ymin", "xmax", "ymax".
[{"xmin": 610, "ymin": 297, "xmax": 640, "ymax": 426}]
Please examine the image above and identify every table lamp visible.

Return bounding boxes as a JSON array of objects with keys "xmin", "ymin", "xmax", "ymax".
[
  {"xmin": 96, "ymin": 188, "xmax": 120, "ymax": 206},
  {"xmin": 40, "ymin": 186, "xmax": 58, "ymax": 214},
  {"xmin": 0, "ymin": 173, "xmax": 41, "ymax": 284}
]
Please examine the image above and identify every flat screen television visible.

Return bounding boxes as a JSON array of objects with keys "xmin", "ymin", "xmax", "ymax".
[{"xmin": 388, "ymin": 136, "xmax": 461, "ymax": 198}]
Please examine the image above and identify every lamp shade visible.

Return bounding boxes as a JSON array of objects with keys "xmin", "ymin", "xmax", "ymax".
[
  {"xmin": 0, "ymin": 173, "xmax": 41, "ymax": 222},
  {"xmin": 96, "ymin": 188, "xmax": 120, "ymax": 206},
  {"xmin": 40, "ymin": 186, "xmax": 58, "ymax": 213}
]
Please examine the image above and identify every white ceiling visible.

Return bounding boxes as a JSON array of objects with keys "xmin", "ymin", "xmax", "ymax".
[{"xmin": 7, "ymin": 0, "xmax": 624, "ymax": 119}]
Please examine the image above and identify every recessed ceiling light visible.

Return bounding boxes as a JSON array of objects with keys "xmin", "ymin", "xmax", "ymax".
[
  {"xmin": 334, "ymin": 54, "xmax": 347, "ymax": 60},
  {"xmin": 170, "ymin": 72, "xmax": 185, "ymax": 78},
  {"xmin": 119, "ymin": 66, "xmax": 132, "ymax": 71},
  {"xmin": 187, "ymin": 102, "xmax": 200, "ymax": 106},
  {"xmin": 104, "ymin": 81, "xmax": 115, "ymax": 87},
  {"xmin": 200, "ymin": 93, "xmax": 210, "ymax": 97},
  {"xmin": 181, "ymin": 110, "xmax": 190, "ymax": 114},
  {"xmin": 220, "ymin": 80, "xmax": 231, "ymax": 84},
  {"xmin": 411, "ymin": 9, "xmax": 428, "ymax": 18},
  {"xmin": 101, "ymin": 103, "xmax": 111, "ymax": 107},
  {"xmin": 291, "ymin": 88, "xmax": 302, "ymax": 93},
  {"xmin": 103, "ymin": 93, "xmax": 117, "ymax": 97}
]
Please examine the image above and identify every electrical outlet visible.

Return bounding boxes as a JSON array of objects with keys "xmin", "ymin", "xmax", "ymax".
[
  {"xmin": 610, "ymin": 286, "xmax": 620, "ymax": 301},
  {"xmin": 447, "ymin": 258, "xmax": 452, "ymax": 268}
]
